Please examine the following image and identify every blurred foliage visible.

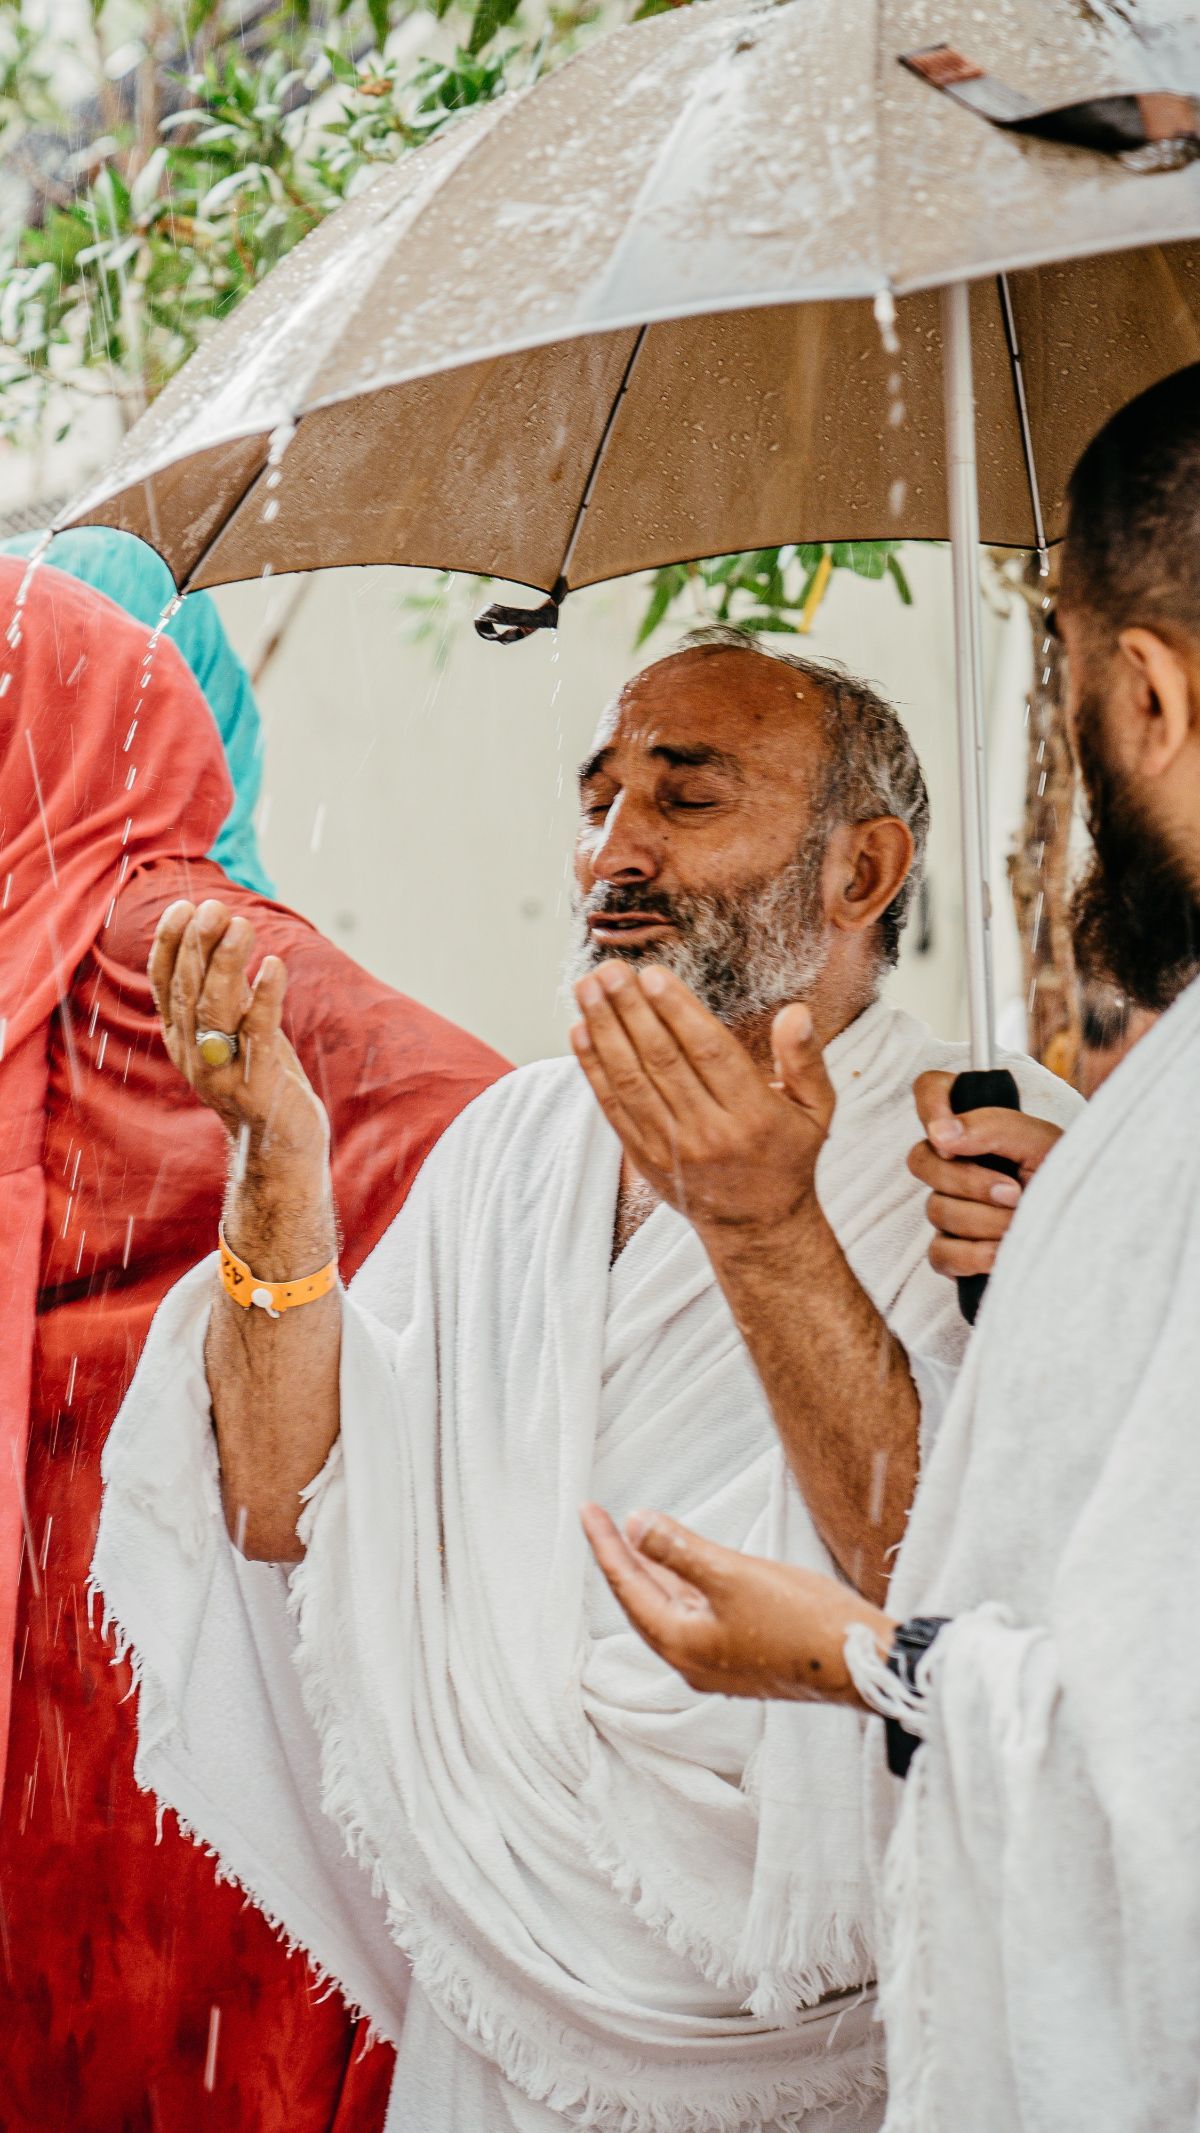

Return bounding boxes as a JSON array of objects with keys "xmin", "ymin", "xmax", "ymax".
[
  {"xmin": 0, "ymin": 0, "xmax": 911, "ymax": 641},
  {"xmin": 632, "ymin": 543, "xmax": 912, "ymax": 645}
]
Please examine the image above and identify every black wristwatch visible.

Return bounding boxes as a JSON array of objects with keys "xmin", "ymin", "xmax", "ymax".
[{"xmin": 884, "ymin": 1615, "xmax": 951, "ymax": 1778}]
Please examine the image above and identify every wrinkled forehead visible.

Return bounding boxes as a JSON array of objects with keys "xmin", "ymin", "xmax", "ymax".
[{"xmin": 584, "ymin": 650, "xmax": 829, "ymax": 778}]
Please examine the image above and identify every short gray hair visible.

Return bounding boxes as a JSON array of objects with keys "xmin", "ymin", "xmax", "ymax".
[{"xmin": 669, "ymin": 624, "xmax": 930, "ymax": 968}]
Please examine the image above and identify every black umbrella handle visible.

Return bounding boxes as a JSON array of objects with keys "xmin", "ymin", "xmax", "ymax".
[
  {"xmin": 948, "ymin": 1067, "xmax": 1022, "ymax": 1327},
  {"xmin": 474, "ymin": 576, "xmax": 567, "ymax": 644}
]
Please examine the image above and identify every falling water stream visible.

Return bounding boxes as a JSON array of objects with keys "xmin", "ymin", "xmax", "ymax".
[{"xmin": 872, "ymin": 288, "xmax": 908, "ymax": 521}]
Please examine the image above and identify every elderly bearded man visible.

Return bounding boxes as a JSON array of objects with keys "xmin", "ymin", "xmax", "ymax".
[
  {"xmin": 584, "ymin": 373, "xmax": 1200, "ymax": 2133},
  {"xmin": 94, "ymin": 634, "xmax": 1073, "ymax": 2133}
]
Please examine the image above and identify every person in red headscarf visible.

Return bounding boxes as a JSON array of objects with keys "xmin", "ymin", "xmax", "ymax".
[{"xmin": 0, "ymin": 556, "xmax": 508, "ymax": 2131}]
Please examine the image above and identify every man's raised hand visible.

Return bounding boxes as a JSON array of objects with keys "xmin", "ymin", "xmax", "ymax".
[
  {"xmin": 580, "ymin": 1504, "xmax": 890, "ymax": 1707},
  {"xmin": 148, "ymin": 898, "xmax": 328, "ymax": 1164},
  {"xmin": 908, "ymin": 1069, "xmax": 1064, "ymax": 1282},
  {"xmin": 570, "ymin": 963, "xmax": 836, "ymax": 1234}
]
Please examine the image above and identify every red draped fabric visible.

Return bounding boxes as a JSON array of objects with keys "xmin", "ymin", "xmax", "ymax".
[{"xmin": 0, "ymin": 562, "xmax": 509, "ymax": 2129}]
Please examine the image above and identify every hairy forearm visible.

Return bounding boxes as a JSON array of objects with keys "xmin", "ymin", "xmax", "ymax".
[
  {"xmin": 700, "ymin": 1202, "xmax": 920, "ymax": 1605},
  {"xmin": 206, "ymin": 1147, "xmax": 341, "ymax": 1562}
]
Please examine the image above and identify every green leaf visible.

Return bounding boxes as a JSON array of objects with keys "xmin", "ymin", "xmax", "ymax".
[
  {"xmin": 187, "ymin": 0, "xmax": 224, "ymax": 35},
  {"xmin": 846, "ymin": 542, "xmax": 887, "ymax": 579},
  {"xmin": 323, "ymin": 44, "xmax": 361, "ymax": 83},
  {"xmin": 635, "ymin": 570, "xmax": 683, "ymax": 645},
  {"xmin": 199, "ymin": 167, "xmax": 266, "ymax": 216},
  {"xmin": 467, "ymin": 0, "xmax": 522, "ymax": 57},
  {"xmin": 794, "ymin": 561, "xmax": 821, "ymax": 611},
  {"xmin": 701, "ymin": 554, "xmax": 743, "ymax": 584},
  {"xmin": 886, "ymin": 553, "xmax": 914, "ymax": 605},
  {"xmin": 130, "ymin": 145, "xmax": 169, "ymax": 219},
  {"xmin": 367, "ymin": 0, "xmax": 391, "ymax": 50}
]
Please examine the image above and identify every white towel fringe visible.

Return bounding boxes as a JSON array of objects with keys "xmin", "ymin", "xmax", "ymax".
[
  {"xmin": 580, "ymin": 1811, "xmax": 751, "ymax": 1995},
  {"xmin": 86, "ymin": 1575, "xmax": 385, "ymax": 2048},
  {"xmin": 739, "ymin": 1898, "xmax": 876, "ymax": 2026},
  {"xmin": 873, "ymin": 1742, "xmax": 939, "ymax": 2133},
  {"xmin": 582, "ymin": 1810, "xmax": 877, "ymax": 2026},
  {"xmin": 397, "ymin": 1904, "xmax": 883, "ymax": 2133},
  {"xmin": 291, "ymin": 1547, "xmax": 884, "ymax": 2133}
]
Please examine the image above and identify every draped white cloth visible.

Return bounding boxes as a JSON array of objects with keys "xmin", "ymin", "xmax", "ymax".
[
  {"xmin": 93, "ymin": 1002, "xmax": 1077, "ymax": 2132},
  {"xmin": 853, "ymin": 975, "xmax": 1200, "ymax": 2133}
]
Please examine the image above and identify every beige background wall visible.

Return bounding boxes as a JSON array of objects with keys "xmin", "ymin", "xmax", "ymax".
[{"xmin": 211, "ymin": 546, "xmax": 1031, "ymax": 1066}]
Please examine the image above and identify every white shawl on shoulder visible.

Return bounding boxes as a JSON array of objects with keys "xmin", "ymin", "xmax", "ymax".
[
  {"xmin": 859, "ymin": 975, "xmax": 1200, "ymax": 2133},
  {"xmin": 93, "ymin": 1004, "xmax": 1076, "ymax": 2131}
]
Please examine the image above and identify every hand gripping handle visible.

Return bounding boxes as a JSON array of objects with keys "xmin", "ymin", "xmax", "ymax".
[{"xmin": 949, "ymin": 1067, "xmax": 1022, "ymax": 1326}]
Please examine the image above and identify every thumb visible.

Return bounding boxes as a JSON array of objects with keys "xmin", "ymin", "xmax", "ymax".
[{"xmin": 770, "ymin": 1003, "xmax": 835, "ymax": 1128}]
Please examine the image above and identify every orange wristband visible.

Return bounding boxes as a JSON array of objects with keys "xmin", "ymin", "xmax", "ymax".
[{"xmin": 218, "ymin": 1225, "xmax": 338, "ymax": 1320}]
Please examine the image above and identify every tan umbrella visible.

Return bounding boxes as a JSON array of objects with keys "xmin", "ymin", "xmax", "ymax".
[{"xmin": 58, "ymin": 0, "xmax": 1200, "ymax": 1101}]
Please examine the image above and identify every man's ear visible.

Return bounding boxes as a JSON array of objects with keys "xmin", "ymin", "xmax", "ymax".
[
  {"xmin": 1117, "ymin": 627, "xmax": 1195, "ymax": 779},
  {"xmin": 826, "ymin": 817, "xmax": 914, "ymax": 937}
]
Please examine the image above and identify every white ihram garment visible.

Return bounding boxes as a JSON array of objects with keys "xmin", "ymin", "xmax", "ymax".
[
  {"xmin": 92, "ymin": 1003, "xmax": 1077, "ymax": 2132},
  {"xmin": 849, "ymin": 975, "xmax": 1200, "ymax": 2133}
]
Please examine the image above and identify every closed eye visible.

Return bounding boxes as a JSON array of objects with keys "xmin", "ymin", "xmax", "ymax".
[{"xmin": 580, "ymin": 780, "xmax": 617, "ymax": 822}]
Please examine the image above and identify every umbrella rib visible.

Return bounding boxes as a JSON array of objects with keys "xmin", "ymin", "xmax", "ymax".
[
  {"xmin": 996, "ymin": 273, "xmax": 1049, "ymax": 567},
  {"xmin": 555, "ymin": 324, "xmax": 649, "ymax": 595},
  {"xmin": 179, "ymin": 446, "xmax": 274, "ymax": 594}
]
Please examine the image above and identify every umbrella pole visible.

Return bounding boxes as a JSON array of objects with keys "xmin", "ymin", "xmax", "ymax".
[{"xmin": 941, "ymin": 279, "xmax": 996, "ymax": 1070}]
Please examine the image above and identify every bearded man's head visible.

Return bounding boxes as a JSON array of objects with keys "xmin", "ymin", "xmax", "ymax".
[
  {"xmin": 570, "ymin": 629, "xmax": 929, "ymax": 1029},
  {"xmin": 1060, "ymin": 363, "xmax": 1200, "ymax": 1013}
]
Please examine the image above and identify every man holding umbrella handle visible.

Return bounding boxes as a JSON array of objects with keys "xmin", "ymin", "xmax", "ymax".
[
  {"xmin": 909, "ymin": 1076, "xmax": 1063, "ymax": 1285},
  {"xmin": 586, "ymin": 363, "xmax": 1200, "ymax": 2127}
]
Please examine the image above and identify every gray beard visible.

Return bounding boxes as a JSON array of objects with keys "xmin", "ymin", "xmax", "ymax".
[{"xmin": 567, "ymin": 840, "xmax": 830, "ymax": 1026}]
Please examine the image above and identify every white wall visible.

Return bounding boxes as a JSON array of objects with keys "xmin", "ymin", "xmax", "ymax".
[{"xmin": 212, "ymin": 545, "xmax": 1029, "ymax": 1067}]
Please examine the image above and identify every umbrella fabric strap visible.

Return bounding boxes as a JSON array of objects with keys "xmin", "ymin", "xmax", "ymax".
[
  {"xmin": 218, "ymin": 1224, "xmax": 337, "ymax": 1319},
  {"xmin": 901, "ymin": 46, "xmax": 1200, "ymax": 172},
  {"xmin": 475, "ymin": 575, "xmax": 567, "ymax": 644}
]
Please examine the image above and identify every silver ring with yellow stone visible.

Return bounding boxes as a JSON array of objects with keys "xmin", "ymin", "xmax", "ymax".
[{"xmin": 196, "ymin": 1026, "xmax": 239, "ymax": 1070}]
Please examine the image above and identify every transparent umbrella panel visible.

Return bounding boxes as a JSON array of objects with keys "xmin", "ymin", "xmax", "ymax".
[
  {"xmin": 60, "ymin": 253, "xmax": 1200, "ymax": 592},
  {"xmin": 57, "ymin": 0, "xmax": 1200, "ymax": 592},
  {"xmin": 55, "ymin": 0, "xmax": 1200, "ymax": 1102}
]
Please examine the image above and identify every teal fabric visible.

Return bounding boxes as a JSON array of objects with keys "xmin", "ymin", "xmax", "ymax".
[{"xmin": 4, "ymin": 528, "xmax": 274, "ymax": 896}]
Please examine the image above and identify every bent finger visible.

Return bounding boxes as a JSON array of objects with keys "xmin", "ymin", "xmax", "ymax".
[
  {"xmin": 927, "ymin": 1105, "xmax": 1064, "ymax": 1177},
  {"xmin": 908, "ymin": 1141, "xmax": 1023, "ymax": 1207},
  {"xmin": 928, "ymin": 1235, "xmax": 998, "ymax": 1281},
  {"xmin": 570, "ymin": 1024, "xmax": 667, "ymax": 1172},
  {"xmin": 626, "ymin": 1510, "xmax": 732, "ymax": 1599},
  {"xmin": 194, "ymin": 913, "xmax": 256, "ymax": 1041},
  {"xmin": 574, "ymin": 976, "xmax": 677, "ymax": 1139},
  {"xmin": 168, "ymin": 909, "xmax": 223, "ymax": 1051},
  {"xmin": 148, "ymin": 900, "xmax": 195, "ymax": 1028},
  {"xmin": 632, "ymin": 967, "xmax": 755, "ymax": 1107},
  {"xmin": 580, "ymin": 1504, "xmax": 683, "ymax": 1649},
  {"xmin": 913, "ymin": 1071, "xmax": 957, "ymax": 1135},
  {"xmin": 926, "ymin": 1191, "xmax": 1014, "ymax": 1243},
  {"xmin": 595, "ymin": 965, "xmax": 716, "ymax": 1122},
  {"xmin": 239, "ymin": 955, "xmax": 288, "ymax": 1060}
]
